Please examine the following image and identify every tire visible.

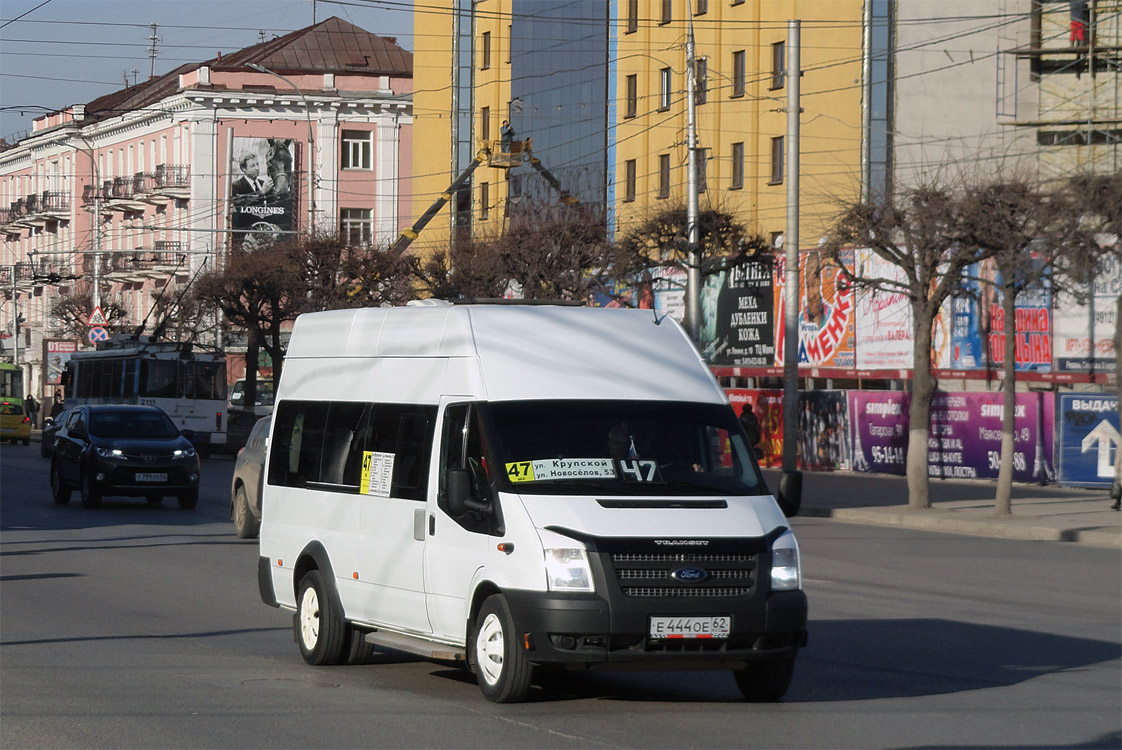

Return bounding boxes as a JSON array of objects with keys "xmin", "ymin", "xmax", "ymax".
[
  {"xmin": 733, "ymin": 660, "xmax": 795, "ymax": 702},
  {"xmin": 232, "ymin": 485, "xmax": 260, "ymax": 538},
  {"xmin": 472, "ymin": 595, "xmax": 533, "ymax": 703},
  {"xmin": 21, "ymin": 437, "xmax": 29, "ymax": 446},
  {"xmin": 146, "ymin": 494, "xmax": 162, "ymax": 506},
  {"xmin": 50, "ymin": 462, "xmax": 71, "ymax": 504},
  {"xmin": 295, "ymin": 570, "xmax": 348, "ymax": 666},
  {"xmin": 177, "ymin": 489, "xmax": 199, "ymax": 509},
  {"xmin": 80, "ymin": 468, "xmax": 102, "ymax": 508}
]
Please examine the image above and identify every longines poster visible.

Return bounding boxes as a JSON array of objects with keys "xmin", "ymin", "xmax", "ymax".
[{"xmin": 230, "ymin": 137, "xmax": 295, "ymax": 250}]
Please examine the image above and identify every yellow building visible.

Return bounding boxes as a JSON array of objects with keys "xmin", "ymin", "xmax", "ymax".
[{"xmin": 412, "ymin": 1, "xmax": 866, "ymax": 256}]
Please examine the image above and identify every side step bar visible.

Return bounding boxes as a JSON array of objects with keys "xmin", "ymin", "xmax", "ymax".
[{"xmin": 365, "ymin": 629, "xmax": 467, "ymax": 662}]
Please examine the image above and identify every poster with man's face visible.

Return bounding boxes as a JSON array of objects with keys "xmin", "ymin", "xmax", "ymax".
[
  {"xmin": 230, "ymin": 137, "xmax": 295, "ymax": 250},
  {"xmin": 44, "ymin": 339, "xmax": 78, "ymax": 386}
]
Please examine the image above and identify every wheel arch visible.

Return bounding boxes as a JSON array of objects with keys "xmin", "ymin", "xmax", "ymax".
[{"xmin": 294, "ymin": 540, "xmax": 340, "ymax": 609}]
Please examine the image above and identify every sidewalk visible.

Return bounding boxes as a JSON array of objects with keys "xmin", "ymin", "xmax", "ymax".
[{"xmin": 763, "ymin": 468, "xmax": 1121, "ymax": 549}]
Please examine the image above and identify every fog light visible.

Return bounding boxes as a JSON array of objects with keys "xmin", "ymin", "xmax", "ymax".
[
  {"xmin": 96, "ymin": 473, "xmax": 106, "ymax": 482},
  {"xmin": 189, "ymin": 473, "xmax": 199, "ymax": 482}
]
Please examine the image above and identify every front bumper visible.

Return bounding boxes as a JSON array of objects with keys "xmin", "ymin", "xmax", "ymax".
[
  {"xmin": 504, "ymin": 588, "xmax": 807, "ymax": 667},
  {"xmin": 89, "ymin": 459, "xmax": 200, "ymax": 496}
]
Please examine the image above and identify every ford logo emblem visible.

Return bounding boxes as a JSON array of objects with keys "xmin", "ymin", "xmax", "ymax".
[{"xmin": 671, "ymin": 566, "xmax": 709, "ymax": 583}]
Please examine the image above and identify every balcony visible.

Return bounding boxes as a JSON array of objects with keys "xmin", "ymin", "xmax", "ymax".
[
  {"xmin": 153, "ymin": 164, "xmax": 190, "ymax": 199},
  {"xmin": 104, "ymin": 177, "xmax": 148, "ymax": 212},
  {"xmin": 27, "ymin": 257, "xmax": 78, "ymax": 284}
]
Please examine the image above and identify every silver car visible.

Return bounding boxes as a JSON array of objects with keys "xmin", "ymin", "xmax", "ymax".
[{"xmin": 230, "ymin": 417, "xmax": 269, "ymax": 538}]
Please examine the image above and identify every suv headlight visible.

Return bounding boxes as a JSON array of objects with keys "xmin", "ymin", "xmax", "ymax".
[
  {"xmin": 770, "ymin": 530, "xmax": 802, "ymax": 591},
  {"xmin": 94, "ymin": 447, "xmax": 123, "ymax": 459}
]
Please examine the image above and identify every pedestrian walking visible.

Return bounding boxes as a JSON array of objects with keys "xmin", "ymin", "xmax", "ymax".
[
  {"xmin": 24, "ymin": 393, "xmax": 39, "ymax": 428},
  {"xmin": 739, "ymin": 400, "xmax": 761, "ymax": 457},
  {"xmin": 49, "ymin": 389, "xmax": 64, "ymax": 419}
]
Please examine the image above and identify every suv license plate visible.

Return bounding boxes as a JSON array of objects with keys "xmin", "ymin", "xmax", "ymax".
[
  {"xmin": 136, "ymin": 472, "xmax": 167, "ymax": 482},
  {"xmin": 649, "ymin": 616, "xmax": 730, "ymax": 639}
]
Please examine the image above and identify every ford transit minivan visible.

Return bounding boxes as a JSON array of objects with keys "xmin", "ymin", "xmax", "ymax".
[{"xmin": 257, "ymin": 301, "xmax": 806, "ymax": 702}]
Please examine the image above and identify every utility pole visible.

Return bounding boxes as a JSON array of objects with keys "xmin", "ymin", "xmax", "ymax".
[
  {"xmin": 685, "ymin": 6, "xmax": 701, "ymax": 343},
  {"xmin": 147, "ymin": 23, "xmax": 160, "ymax": 79},
  {"xmin": 780, "ymin": 19, "xmax": 803, "ymax": 514}
]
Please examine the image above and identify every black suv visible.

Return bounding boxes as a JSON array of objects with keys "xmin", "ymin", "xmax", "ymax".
[{"xmin": 50, "ymin": 405, "xmax": 201, "ymax": 509}]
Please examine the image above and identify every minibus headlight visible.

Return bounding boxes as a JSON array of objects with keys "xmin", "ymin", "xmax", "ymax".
[
  {"xmin": 770, "ymin": 531, "xmax": 801, "ymax": 591},
  {"xmin": 544, "ymin": 547, "xmax": 594, "ymax": 593}
]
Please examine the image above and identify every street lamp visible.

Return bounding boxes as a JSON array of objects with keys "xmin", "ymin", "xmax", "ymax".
[{"xmin": 245, "ymin": 63, "xmax": 317, "ymax": 232}]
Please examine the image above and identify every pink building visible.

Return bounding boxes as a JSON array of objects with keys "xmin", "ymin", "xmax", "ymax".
[{"xmin": 0, "ymin": 17, "xmax": 412, "ymax": 401}]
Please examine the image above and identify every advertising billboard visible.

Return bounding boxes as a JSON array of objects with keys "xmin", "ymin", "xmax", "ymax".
[
  {"xmin": 1052, "ymin": 254, "xmax": 1120, "ymax": 374},
  {"xmin": 230, "ymin": 137, "xmax": 296, "ymax": 250},
  {"xmin": 701, "ymin": 258, "xmax": 777, "ymax": 367},
  {"xmin": 43, "ymin": 339, "xmax": 78, "ymax": 386},
  {"xmin": 848, "ymin": 391, "xmax": 1054, "ymax": 482},
  {"xmin": 853, "ymin": 248, "xmax": 913, "ymax": 370},
  {"xmin": 1056, "ymin": 393, "xmax": 1120, "ymax": 486}
]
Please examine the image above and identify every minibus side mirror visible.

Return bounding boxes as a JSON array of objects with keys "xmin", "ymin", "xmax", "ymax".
[{"xmin": 446, "ymin": 468, "xmax": 490, "ymax": 516}]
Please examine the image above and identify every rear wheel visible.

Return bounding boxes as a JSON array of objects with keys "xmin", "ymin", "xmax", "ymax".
[
  {"xmin": 733, "ymin": 660, "xmax": 795, "ymax": 702},
  {"xmin": 21, "ymin": 437, "xmax": 29, "ymax": 446},
  {"xmin": 472, "ymin": 595, "xmax": 533, "ymax": 703},
  {"xmin": 50, "ymin": 462, "xmax": 71, "ymax": 504},
  {"xmin": 295, "ymin": 570, "xmax": 347, "ymax": 666},
  {"xmin": 232, "ymin": 485, "xmax": 260, "ymax": 538},
  {"xmin": 177, "ymin": 489, "xmax": 198, "ymax": 509},
  {"xmin": 80, "ymin": 468, "xmax": 102, "ymax": 508}
]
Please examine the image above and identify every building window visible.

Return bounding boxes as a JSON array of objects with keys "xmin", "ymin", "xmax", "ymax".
[
  {"xmin": 481, "ymin": 106, "xmax": 491, "ymax": 143},
  {"xmin": 696, "ymin": 0, "xmax": 707, "ymax": 14},
  {"xmin": 660, "ymin": 0, "xmax": 671, "ymax": 25},
  {"xmin": 732, "ymin": 50, "xmax": 745, "ymax": 97},
  {"xmin": 625, "ymin": 74, "xmax": 638, "ymax": 118},
  {"xmin": 507, "ymin": 25, "xmax": 512, "ymax": 63},
  {"xmin": 658, "ymin": 154, "xmax": 670, "ymax": 198},
  {"xmin": 770, "ymin": 136, "xmax": 784, "ymax": 184},
  {"xmin": 342, "ymin": 130, "xmax": 372, "ymax": 170},
  {"xmin": 341, "ymin": 208, "xmax": 372, "ymax": 246},
  {"xmin": 480, "ymin": 182, "xmax": 490, "ymax": 220},
  {"xmin": 659, "ymin": 67, "xmax": 672, "ymax": 110},
  {"xmin": 624, "ymin": 159, "xmax": 636, "ymax": 202},
  {"xmin": 696, "ymin": 147, "xmax": 708, "ymax": 193},
  {"xmin": 694, "ymin": 57, "xmax": 708, "ymax": 105},
  {"xmin": 481, "ymin": 31, "xmax": 491, "ymax": 70},
  {"xmin": 731, "ymin": 141, "xmax": 744, "ymax": 189},
  {"xmin": 732, "ymin": 0, "xmax": 744, "ymax": 5},
  {"xmin": 771, "ymin": 41, "xmax": 786, "ymax": 90},
  {"xmin": 626, "ymin": 0, "xmax": 638, "ymax": 33}
]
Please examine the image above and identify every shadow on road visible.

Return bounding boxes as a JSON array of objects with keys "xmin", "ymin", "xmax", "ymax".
[{"xmin": 437, "ymin": 617, "xmax": 1120, "ymax": 704}]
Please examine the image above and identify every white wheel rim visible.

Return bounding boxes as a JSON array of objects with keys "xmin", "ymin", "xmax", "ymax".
[
  {"xmin": 299, "ymin": 586, "xmax": 321, "ymax": 651},
  {"xmin": 475, "ymin": 613, "xmax": 505, "ymax": 686}
]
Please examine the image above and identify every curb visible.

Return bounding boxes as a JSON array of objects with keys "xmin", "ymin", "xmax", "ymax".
[{"xmin": 800, "ymin": 506, "xmax": 1121, "ymax": 549}]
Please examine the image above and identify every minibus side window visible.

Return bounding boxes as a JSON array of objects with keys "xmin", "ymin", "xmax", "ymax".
[{"xmin": 268, "ymin": 400, "xmax": 328, "ymax": 488}]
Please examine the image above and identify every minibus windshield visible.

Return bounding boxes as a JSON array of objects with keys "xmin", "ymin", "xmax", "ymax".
[{"xmin": 488, "ymin": 400, "xmax": 764, "ymax": 496}]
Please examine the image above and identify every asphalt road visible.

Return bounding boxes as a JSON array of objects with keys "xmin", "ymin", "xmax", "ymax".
[{"xmin": 2, "ymin": 444, "xmax": 1120, "ymax": 749}]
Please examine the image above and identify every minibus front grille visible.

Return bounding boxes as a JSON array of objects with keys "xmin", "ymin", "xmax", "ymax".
[
  {"xmin": 607, "ymin": 548, "xmax": 760, "ymax": 599},
  {"xmin": 621, "ymin": 586, "xmax": 753, "ymax": 598}
]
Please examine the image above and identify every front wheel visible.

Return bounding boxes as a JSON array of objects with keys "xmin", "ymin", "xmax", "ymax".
[
  {"xmin": 232, "ymin": 485, "xmax": 259, "ymax": 538},
  {"xmin": 733, "ymin": 660, "xmax": 795, "ymax": 702},
  {"xmin": 472, "ymin": 595, "xmax": 533, "ymax": 703},
  {"xmin": 295, "ymin": 570, "xmax": 347, "ymax": 666},
  {"xmin": 50, "ymin": 462, "xmax": 71, "ymax": 504},
  {"xmin": 80, "ymin": 468, "xmax": 102, "ymax": 508}
]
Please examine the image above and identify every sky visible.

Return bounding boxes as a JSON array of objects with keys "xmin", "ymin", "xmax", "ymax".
[{"xmin": 0, "ymin": 0, "xmax": 413, "ymax": 141}]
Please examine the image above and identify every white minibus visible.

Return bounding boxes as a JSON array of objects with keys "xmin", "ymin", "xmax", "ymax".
[{"xmin": 258, "ymin": 301, "xmax": 806, "ymax": 703}]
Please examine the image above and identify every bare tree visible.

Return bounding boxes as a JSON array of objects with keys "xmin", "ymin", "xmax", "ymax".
[
  {"xmin": 407, "ymin": 206, "xmax": 639, "ymax": 302},
  {"xmin": 49, "ymin": 291, "xmax": 128, "ymax": 342},
  {"xmin": 957, "ymin": 178, "xmax": 1096, "ymax": 514},
  {"xmin": 825, "ymin": 180, "xmax": 989, "ymax": 510}
]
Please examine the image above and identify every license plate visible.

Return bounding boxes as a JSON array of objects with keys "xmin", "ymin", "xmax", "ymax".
[
  {"xmin": 136, "ymin": 472, "xmax": 167, "ymax": 482},
  {"xmin": 649, "ymin": 616, "xmax": 731, "ymax": 639}
]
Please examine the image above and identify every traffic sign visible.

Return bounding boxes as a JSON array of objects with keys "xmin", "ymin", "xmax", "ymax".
[
  {"xmin": 88, "ymin": 326, "xmax": 109, "ymax": 344},
  {"xmin": 87, "ymin": 306, "xmax": 108, "ymax": 327}
]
